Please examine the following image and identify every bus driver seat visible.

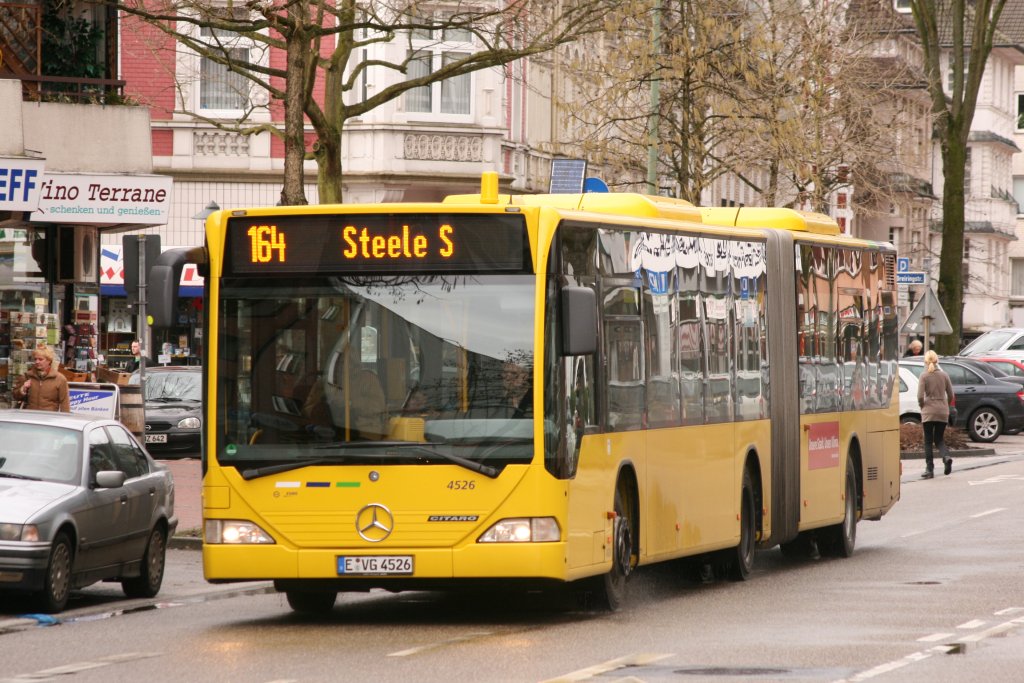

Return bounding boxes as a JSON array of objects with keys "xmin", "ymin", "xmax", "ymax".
[{"xmin": 320, "ymin": 362, "xmax": 388, "ymax": 441}]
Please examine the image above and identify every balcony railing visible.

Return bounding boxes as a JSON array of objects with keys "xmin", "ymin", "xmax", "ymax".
[
  {"xmin": 2, "ymin": 2, "xmax": 125, "ymax": 104},
  {"xmin": 16, "ymin": 73, "xmax": 125, "ymax": 103}
]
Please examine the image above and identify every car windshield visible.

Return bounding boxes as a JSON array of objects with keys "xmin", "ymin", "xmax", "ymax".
[
  {"xmin": 216, "ymin": 274, "xmax": 536, "ymax": 473},
  {"xmin": 0, "ymin": 423, "xmax": 82, "ymax": 484},
  {"xmin": 962, "ymin": 330, "xmax": 1018, "ymax": 355},
  {"xmin": 143, "ymin": 372, "xmax": 202, "ymax": 402}
]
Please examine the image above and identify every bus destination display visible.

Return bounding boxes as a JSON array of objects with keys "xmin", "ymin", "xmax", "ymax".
[{"xmin": 225, "ymin": 213, "xmax": 528, "ymax": 274}]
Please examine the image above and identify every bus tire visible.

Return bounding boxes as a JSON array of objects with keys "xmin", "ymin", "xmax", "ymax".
[
  {"xmin": 588, "ymin": 483, "xmax": 635, "ymax": 611},
  {"xmin": 727, "ymin": 469, "xmax": 756, "ymax": 581},
  {"xmin": 821, "ymin": 458, "xmax": 858, "ymax": 558},
  {"xmin": 286, "ymin": 590, "xmax": 337, "ymax": 615}
]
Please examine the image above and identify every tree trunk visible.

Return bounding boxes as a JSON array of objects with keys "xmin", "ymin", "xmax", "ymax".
[
  {"xmin": 935, "ymin": 140, "xmax": 965, "ymax": 355},
  {"xmin": 279, "ymin": 8, "xmax": 309, "ymax": 207},
  {"xmin": 314, "ymin": 126, "xmax": 344, "ymax": 204}
]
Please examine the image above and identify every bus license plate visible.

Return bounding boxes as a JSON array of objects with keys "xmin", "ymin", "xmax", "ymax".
[
  {"xmin": 145, "ymin": 434, "xmax": 167, "ymax": 443},
  {"xmin": 337, "ymin": 555, "xmax": 413, "ymax": 575}
]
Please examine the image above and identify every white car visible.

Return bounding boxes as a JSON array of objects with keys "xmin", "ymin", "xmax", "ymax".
[
  {"xmin": 898, "ymin": 365, "xmax": 921, "ymax": 423},
  {"xmin": 960, "ymin": 328, "xmax": 1024, "ymax": 356}
]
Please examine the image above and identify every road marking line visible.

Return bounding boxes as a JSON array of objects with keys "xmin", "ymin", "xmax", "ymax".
[
  {"xmin": 969, "ymin": 508, "xmax": 1006, "ymax": 518},
  {"xmin": 917, "ymin": 632, "xmax": 953, "ymax": 642},
  {"xmin": 956, "ymin": 617, "xmax": 1024, "ymax": 644},
  {"xmin": 836, "ymin": 646, "xmax": 952, "ymax": 682},
  {"xmin": 387, "ymin": 632, "xmax": 492, "ymax": 657},
  {"xmin": 540, "ymin": 653, "xmax": 673, "ymax": 683},
  {"xmin": 957, "ymin": 619, "xmax": 986, "ymax": 629},
  {"xmin": 899, "ymin": 530, "xmax": 925, "ymax": 538},
  {"xmin": 994, "ymin": 607, "xmax": 1024, "ymax": 616}
]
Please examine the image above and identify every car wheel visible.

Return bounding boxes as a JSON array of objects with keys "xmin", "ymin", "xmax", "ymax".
[
  {"xmin": 900, "ymin": 415, "xmax": 921, "ymax": 425},
  {"xmin": 122, "ymin": 526, "xmax": 167, "ymax": 598},
  {"xmin": 39, "ymin": 532, "xmax": 73, "ymax": 613},
  {"xmin": 967, "ymin": 407, "xmax": 1002, "ymax": 443}
]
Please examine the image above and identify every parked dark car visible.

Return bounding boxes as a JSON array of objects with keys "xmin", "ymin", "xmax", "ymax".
[
  {"xmin": 132, "ymin": 366, "xmax": 202, "ymax": 457},
  {"xmin": 901, "ymin": 358, "xmax": 1024, "ymax": 443},
  {"xmin": 0, "ymin": 410, "xmax": 176, "ymax": 612}
]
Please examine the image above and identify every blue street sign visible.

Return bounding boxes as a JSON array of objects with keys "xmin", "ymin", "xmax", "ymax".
[
  {"xmin": 897, "ymin": 257, "xmax": 910, "ymax": 273},
  {"xmin": 896, "ymin": 272, "xmax": 925, "ymax": 285}
]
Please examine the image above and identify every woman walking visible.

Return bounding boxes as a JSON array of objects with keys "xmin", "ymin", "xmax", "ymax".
[
  {"xmin": 13, "ymin": 344, "xmax": 70, "ymax": 412},
  {"xmin": 917, "ymin": 350, "xmax": 955, "ymax": 478}
]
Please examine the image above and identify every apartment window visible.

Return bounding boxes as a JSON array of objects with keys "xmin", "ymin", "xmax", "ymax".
[
  {"xmin": 1014, "ymin": 176, "xmax": 1024, "ymax": 213},
  {"xmin": 403, "ymin": 13, "xmax": 473, "ymax": 116},
  {"xmin": 888, "ymin": 226, "xmax": 902, "ymax": 249},
  {"xmin": 1017, "ymin": 93, "xmax": 1024, "ymax": 131},
  {"xmin": 837, "ymin": 192, "xmax": 847, "ymax": 209},
  {"xmin": 893, "ymin": 0, "xmax": 911, "ymax": 12},
  {"xmin": 1012, "ymin": 259, "xmax": 1024, "ymax": 298},
  {"xmin": 198, "ymin": 10, "xmax": 253, "ymax": 112}
]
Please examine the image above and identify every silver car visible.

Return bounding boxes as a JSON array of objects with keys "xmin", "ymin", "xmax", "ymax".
[{"xmin": 0, "ymin": 410, "xmax": 177, "ymax": 612}]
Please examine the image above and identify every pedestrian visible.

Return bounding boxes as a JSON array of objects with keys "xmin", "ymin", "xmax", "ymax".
[
  {"xmin": 125, "ymin": 339, "xmax": 147, "ymax": 372},
  {"xmin": 917, "ymin": 349, "xmax": 955, "ymax": 478},
  {"xmin": 905, "ymin": 339, "xmax": 923, "ymax": 357},
  {"xmin": 14, "ymin": 344, "xmax": 70, "ymax": 412}
]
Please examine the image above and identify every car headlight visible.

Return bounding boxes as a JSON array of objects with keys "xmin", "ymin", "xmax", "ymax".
[
  {"xmin": 0, "ymin": 523, "xmax": 39, "ymax": 542},
  {"xmin": 177, "ymin": 417, "xmax": 201, "ymax": 429},
  {"xmin": 478, "ymin": 517, "xmax": 560, "ymax": 543},
  {"xmin": 205, "ymin": 519, "xmax": 275, "ymax": 544}
]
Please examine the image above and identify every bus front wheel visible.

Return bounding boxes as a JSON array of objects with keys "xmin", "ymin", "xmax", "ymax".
[
  {"xmin": 286, "ymin": 590, "xmax": 337, "ymax": 615},
  {"xmin": 588, "ymin": 484, "xmax": 635, "ymax": 611}
]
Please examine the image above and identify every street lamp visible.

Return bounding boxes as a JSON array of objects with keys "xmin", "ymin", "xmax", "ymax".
[{"xmin": 192, "ymin": 200, "xmax": 220, "ymax": 221}]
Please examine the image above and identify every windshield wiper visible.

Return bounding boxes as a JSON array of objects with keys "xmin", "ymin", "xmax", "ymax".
[
  {"xmin": 0, "ymin": 472, "xmax": 41, "ymax": 481},
  {"xmin": 241, "ymin": 458, "xmax": 333, "ymax": 480},
  {"xmin": 314, "ymin": 441, "xmax": 501, "ymax": 478}
]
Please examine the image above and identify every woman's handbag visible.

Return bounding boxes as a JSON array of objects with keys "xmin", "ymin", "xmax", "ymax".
[{"xmin": 948, "ymin": 405, "xmax": 958, "ymax": 426}]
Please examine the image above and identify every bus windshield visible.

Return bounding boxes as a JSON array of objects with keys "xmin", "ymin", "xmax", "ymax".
[{"xmin": 217, "ymin": 274, "xmax": 536, "ymax": 474}]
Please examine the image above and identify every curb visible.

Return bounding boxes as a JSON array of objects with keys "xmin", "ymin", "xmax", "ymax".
[
  {"xmin": 900, "ymin": 447, "xmax": 995, "ymax": 460},
  {"xmin": 169, "ymin": 535, "xmax": 203, "ymax": 550}
]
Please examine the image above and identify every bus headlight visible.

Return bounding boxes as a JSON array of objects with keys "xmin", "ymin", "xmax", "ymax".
[
  {"xmin": 205, "ymin": 519, "xmax": 275, "ymax": 544},
  {"xmin": 478, "ymin": 517, "xmax": 560, "ymax": 543}
]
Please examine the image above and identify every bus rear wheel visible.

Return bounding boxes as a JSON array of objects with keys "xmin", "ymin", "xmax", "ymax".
[
  {"xmin": 821, "ymin": 458, "xmax": 858, "ymax": 558},
  {"xmin": 727, "ymin": 469, "xmax": 756, "ymax": 581},
  {"xmin": 286, "ymin": 590, "xmax": 337, "ymax": 615}
]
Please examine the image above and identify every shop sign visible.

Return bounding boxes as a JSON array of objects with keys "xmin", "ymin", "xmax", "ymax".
[
  {"xmin": 0, "ymin": 157, "xmax": 46, "ymax": 211},
  {"xmin": 69, "ymin": 385, "xmax": 119, "ymax": 419},
  {"xmin": 31, "ymin": 173, "xmax": 173, "ymax": 225}
]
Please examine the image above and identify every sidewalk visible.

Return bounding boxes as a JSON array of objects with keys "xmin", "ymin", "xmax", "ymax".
[{"xmin": 160, "ymin": 457, "xmax": 203, "ymax": 547}]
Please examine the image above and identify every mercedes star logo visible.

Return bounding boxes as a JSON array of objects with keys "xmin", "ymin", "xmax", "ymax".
[{"xmin": 356, "ymin": 503, "xmax": 394, "ymax": 542}]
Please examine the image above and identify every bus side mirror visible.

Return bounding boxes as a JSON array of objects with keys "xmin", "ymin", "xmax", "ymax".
[
  {"xmin": 150, "ymin": 247, "xmax": 207, "ymax": 328},
  {"xmin": 561, "ymin": 286, "xmax": 597, "ymax": 356}
]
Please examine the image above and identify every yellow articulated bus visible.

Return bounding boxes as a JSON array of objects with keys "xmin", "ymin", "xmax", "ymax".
[{"xmin": 149, "ymin": 173, "xmax": 900, "ymax": 613}]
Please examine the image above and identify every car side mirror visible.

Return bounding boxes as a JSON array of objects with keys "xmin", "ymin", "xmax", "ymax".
[{"xmin": 95, "ymin": 470, "xmax": 126, "ymax": 489}]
